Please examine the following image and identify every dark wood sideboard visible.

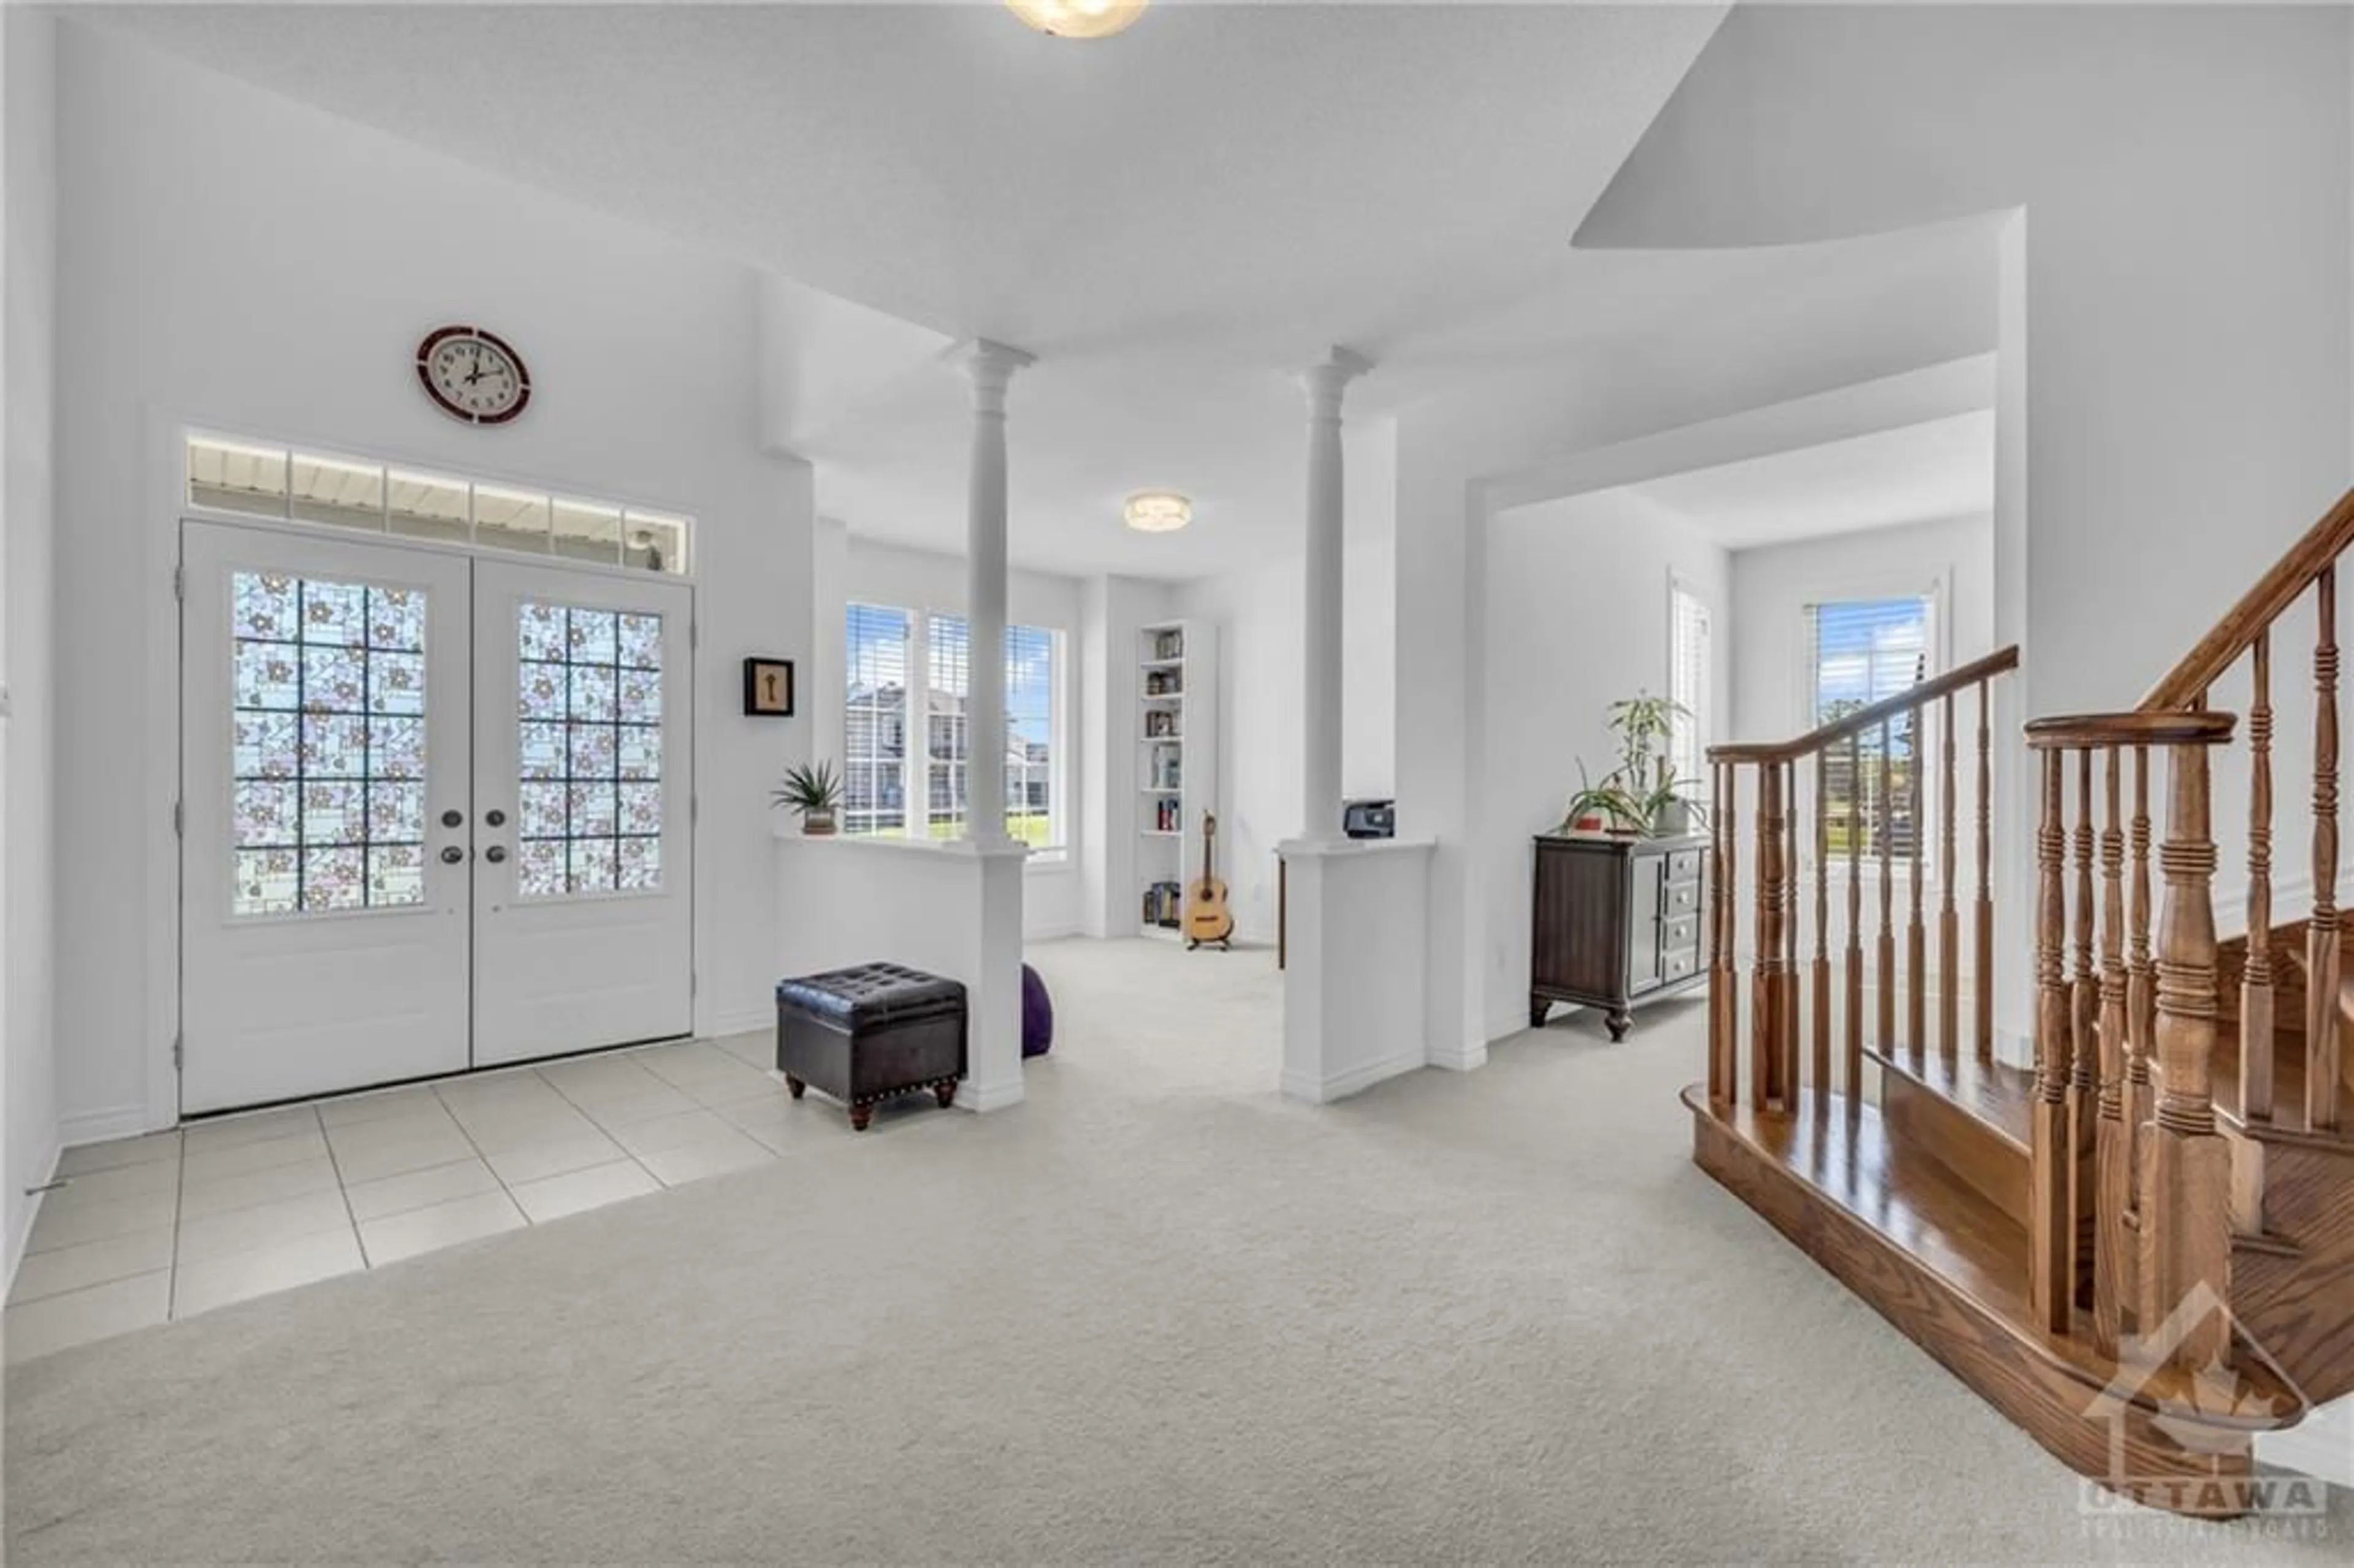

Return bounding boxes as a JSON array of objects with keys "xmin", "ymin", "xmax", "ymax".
[{"xmin": 1529, "ymin": 832, "xmax": 1709, "ymax": 1040}]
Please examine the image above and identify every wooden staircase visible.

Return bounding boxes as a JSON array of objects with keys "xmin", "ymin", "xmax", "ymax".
[{"xmin": 1691, "ymin": 497, "xmax": 2354, "ymax": 1517}]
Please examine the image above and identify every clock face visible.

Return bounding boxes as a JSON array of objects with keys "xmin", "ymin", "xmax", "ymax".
[{"xmin": 416, "ymin": 325, "xmax": 531, "ymax": 425}]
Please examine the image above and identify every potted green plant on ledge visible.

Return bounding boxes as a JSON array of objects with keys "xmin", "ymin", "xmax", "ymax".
[
  {"xmin": 1563, "ymin": 691, "xmax": 1705, "ymax": 837},
  {"xmin": 774, "ymin": 760, "xmax": 844, "ymax": 837}
]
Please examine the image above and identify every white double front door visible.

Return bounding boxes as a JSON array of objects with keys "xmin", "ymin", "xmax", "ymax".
[{"xmin": 180, "ymin": 520, "xmax": 695, "ymax": 1113}]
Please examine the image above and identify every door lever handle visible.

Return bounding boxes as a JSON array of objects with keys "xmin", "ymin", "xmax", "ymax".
[{"xmin": 484, "ymin": 845, "xmax": 508, "ymax": 864}]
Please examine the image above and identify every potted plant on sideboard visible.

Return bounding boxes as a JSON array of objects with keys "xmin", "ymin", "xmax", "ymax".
[
  {"xmin": 1561, "ymin": 691, "xmax": 1704, "ymax": 837},
  {"xmin": 773, "ymin": 760, "xmax": 844, "ymax": 837}
]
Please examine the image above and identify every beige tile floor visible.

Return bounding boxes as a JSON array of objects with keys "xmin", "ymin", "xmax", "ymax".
[{"xmin": 4, "ymin": 1030, "xmax": 824, "ymax": 1364}]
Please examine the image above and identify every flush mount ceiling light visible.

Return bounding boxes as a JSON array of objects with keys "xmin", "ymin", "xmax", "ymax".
[
  {"xmin": 1124, "ymin": 491, "xmax": 1192, "ymax": 533},
  {"xmin": 1006, "ymin": 0, "xmax": 1148, "ymax": 39}
]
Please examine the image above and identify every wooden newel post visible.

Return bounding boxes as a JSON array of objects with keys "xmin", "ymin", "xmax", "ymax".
[{"xmin": 2143, "ymin": 737, "xmax": 2233, "ymax": 1370}]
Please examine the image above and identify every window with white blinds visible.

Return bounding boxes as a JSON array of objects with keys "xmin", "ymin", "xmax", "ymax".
[
  {"xmin": 1808, "ymin": 595, "xmax": 1934, "ymax": 865},
  {"xmin": 842, "ymin": 606, "xmax": 1063, "ymax": 852},
  {"xmin": 928, "ymin": 614, "xmax": 972, "ymax": 837},
  {"xmin": 1669, "ymin": 581, "xmax": 1711, "ymax": 797},
  {"xmin": 1004, "ymin": 625, "xmax": 1056, "ymax": 849},
  {"xmin": 844, "ymin": 604, "xmax": 911, "ymax": 837}
]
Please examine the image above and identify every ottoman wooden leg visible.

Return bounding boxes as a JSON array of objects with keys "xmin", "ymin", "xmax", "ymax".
[
  {"xmin": 785, "ymin": 1075, "xmax": 807, "ymax": 1100},
  {"xmin": 848, "ymin": 1103, "xmax": 874, "ymax": 1132},
  {"xmin": 934, "ymin": 1079, "xmax": 958, "ymax": 1109}
]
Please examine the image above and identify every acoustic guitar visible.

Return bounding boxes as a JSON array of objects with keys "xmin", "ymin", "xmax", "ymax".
[{"xmin": 1183, "ymin": 812, "xmax": 1235, "ymax": 951}]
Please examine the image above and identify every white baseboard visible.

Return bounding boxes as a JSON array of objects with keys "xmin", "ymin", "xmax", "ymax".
[
  {"xmin": 704, "ymin": 1007, "xmax": 772, "ymax": 1038},
  {"xmin": 59, "ymin": 1104, "xmax": 156, "ymax": 1147},
  {"xmin": 1023, "ymin": 922, "xmax": 1082, "ymax": 942},
  {"xmin": 957, "ymin": 1075, "xmax": 1027, "ymax": 1114},
  {"xmin": 1430, "ymin": 1040, "xmax": 1490, "ymax": 1072},
  {"xmin": 6, "ymin": 1135, "xmax": 62, "ymax": 1299},
  {"xmin": 1281, "ymin": 1047, "xmax": 1423, "ymax": 1105}
]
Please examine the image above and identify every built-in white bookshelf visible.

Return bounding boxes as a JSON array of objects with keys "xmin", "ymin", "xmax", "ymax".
[{"xmin": 1137, "ymin": 618, "xmax": 1220, "ymax": 937}]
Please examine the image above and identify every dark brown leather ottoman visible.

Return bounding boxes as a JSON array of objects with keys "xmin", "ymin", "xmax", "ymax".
[{"xmin": 774, "ymin": 964, "xmax": 967, "ymax": 1131}]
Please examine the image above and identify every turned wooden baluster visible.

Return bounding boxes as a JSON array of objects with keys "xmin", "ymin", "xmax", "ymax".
[
  {"xmin": 1878, "ymin": 721, "xmax": 1897, "ymax": 1049},
  {"xmin": 2312, "ymin": 569, "xmax": 2343, "ymax": 1132},
  {"xmin": 2144, "ymin": 737, "xmax": 2233, "ymax": 1369},
  {"xmin": 1753, "ymin": 761, "xmax": 1790, "ymax": 1114},
  {"xmin": 1975, "ymin": 679, "xmax": 1995, "ymax": 1061},
  {"xmin": 1908, "ymin": 709, "xmax": 1927, "ymax": 1060},
  {"xmin": 1708, "ymin": 760, "xmax": 1731, "ymax": 1104},
  {"xmin": 1716, "ymin": 763, "xmax": 1741, "ymax": 1106},
  {"xmin": 2127, "ymin": 748, "xmax": 2157, "ymax": 1216},
  {"xmin": 1784, "ymin": 759, "xmax": 1801, "ymax": 1098},
  {"xmin": 1845, "ymin": 731, "xmax": 1864, "ymax": 1098},
  {"xmin": 2093, "ymin": 748, "xmax": 2132, "ymax": 1354},
  {"xmin": 1940, "ymin": 693, "xmax": 1959, "ymax": 1064},
  {"xmin": 1813, "ymin": 750, "xmax": 1831, "ymax": 1100},
  {"xmin": 2068, "ymin": 750, "xmax": 2100, "ymax": 1304},
  {"xmin": 2029, "ymin": 747, "xmax": 2073, "ymax": 1333},
  {"xmin": 2244, "ymin": 631, "xmax": 2276, "ymax": 1124}
]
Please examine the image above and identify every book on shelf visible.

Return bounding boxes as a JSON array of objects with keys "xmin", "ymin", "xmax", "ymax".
[{"xmin": 1142, "ymin": 880, "xmax": 1184, "ymax": 927}]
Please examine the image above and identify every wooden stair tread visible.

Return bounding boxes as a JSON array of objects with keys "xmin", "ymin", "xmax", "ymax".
[
  {"xmin": 2211, "ymin": 1021, "xmax": 2354, "ymax": 1148},
  {"xmin": 1685, "ymin": 1085, "xmax": 2309, "ymax": 1424},
  {"xmin": 1864, "ymin": 1046, "xmax": 2034, "ymax": 1154},
  {"xmin": 1698, "ymin": 1086, "xmax": 2036, "ymax": 1325}
]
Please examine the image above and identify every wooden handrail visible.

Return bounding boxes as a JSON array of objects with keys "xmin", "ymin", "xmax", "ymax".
[
  {"xmin": 2023, "ymin": 711, "xmax": 2236, "ymax": 751},
  {"xmin": 1708, "ymin": 645, "xmax": 2020, "ymax": 766},
  {"xmin": 2139, "ymin": 487, "xmax": 2354, "ymax": 710}
]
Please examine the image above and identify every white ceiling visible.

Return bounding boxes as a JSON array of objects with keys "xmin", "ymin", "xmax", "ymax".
[
  {"xmin": 1612, "ymin": 410, "xmax": 1996, "ymax": 552},
  {"xmin": 96, "ymin": 3, "xmax": 1990, "ymax": 578}
]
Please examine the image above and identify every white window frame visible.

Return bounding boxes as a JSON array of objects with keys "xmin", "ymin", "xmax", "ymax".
[
  {"xmin": 1798, "ymin": 569, "xmax": 1950, "ymax": 882},
  {"xmin": 842, "ymin": 603, "xmax": 914, "ymax": 839},
  {"xmin": 185, "ymin": 431, "xmax": 694, "ymax": 577},
  {"xmin": 839, "ymin": 602, "xmax": 1068, "ymax": 862},
  {"xmin": 1667, "ymin": 573, "xmax": 1712, "ymax": 802}
]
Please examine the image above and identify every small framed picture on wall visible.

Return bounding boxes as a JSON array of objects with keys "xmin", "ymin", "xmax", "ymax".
[{"xmin": 743, "ymin": 658, "xmax": 795, "ymax": 717}]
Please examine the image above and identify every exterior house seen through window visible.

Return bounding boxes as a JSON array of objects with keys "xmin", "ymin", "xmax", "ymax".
[{"xmin": 844, "ymin": 603, "xmax": 1062, "ymax": 853}]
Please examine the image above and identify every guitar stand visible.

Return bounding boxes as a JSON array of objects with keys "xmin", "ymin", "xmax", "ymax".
[{"xmin": 1185, "ymin": 936, "xmax": 1232, "ymax": 952}]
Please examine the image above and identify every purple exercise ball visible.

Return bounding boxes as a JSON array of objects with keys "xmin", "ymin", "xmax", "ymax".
[{"xmin": 1021, "ymin": 963, "xmax": 1054, "ymax": 1058}]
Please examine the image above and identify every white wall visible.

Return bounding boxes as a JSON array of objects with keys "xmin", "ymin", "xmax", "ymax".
[
  {"xmin": 1344, "ymin": 414, "xmax": 1400, "ymax": 802},
  {"xmin": 1580, "ymin": 4, "xmax": 2354, "ymax": 1044},
  {"xmin": 1078, "ymin": 573, "xmax": 1174, "ymax": 937},
  {"xmin": 2, "ymin": 3, "xmax": 61, "ymax": 1271},
  {"xmin": 51, "ymin": 25, "xmax": 815, "ymax": 1134},
  {"xmin": 1480, "ymin": 492, "xmax": 1729, "ymax": 1041},
  {"xmin": 1396, "ymin": 324, "xmax": 1995, "ymax": 1070},
  {"xmin": 1173, "ymin": 562, "xmax": 1300, "ymax": 945},
  {"xmin": 1731, "ymin": 512, "xmax": 1996, "ymax": 742},
  {"xmin": 837, "ymin": 534, "xmax": 1086, "ymax": 938},
  {"xmin": 1172, "ymin": 518, "xmax": 1399, "ymax": 948}
]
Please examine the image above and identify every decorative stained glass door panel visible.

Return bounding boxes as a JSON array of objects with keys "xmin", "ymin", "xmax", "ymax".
[
  {"xmin": 470, "ymin": 560, "xmax": 693, "ymax": 1067},
  {"xmin": 181, "ymin": 522, "xmax": 473, "ymax": 1113}
]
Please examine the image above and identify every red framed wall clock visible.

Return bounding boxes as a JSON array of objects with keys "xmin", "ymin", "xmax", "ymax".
[{"xmin": 416, "ymin": 325, "xmax": 532, "ymax": 425}]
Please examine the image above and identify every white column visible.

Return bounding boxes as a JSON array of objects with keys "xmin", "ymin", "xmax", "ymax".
[
  {"xmin": 959, "ymin": 339, "xmax": 1035, "ymax": 845},
  {"xmin": 1300, "ymin": 349, "xmax": 1370, "ymax": 842}
]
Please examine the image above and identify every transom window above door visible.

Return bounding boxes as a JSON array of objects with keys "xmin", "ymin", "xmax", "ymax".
[{"xmin": 186, "ymin": 432, "xmax": 692, "ymax": 576}]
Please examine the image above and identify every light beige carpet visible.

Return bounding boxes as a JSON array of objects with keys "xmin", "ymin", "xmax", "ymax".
[{"xmin": 6, "ymin": 938, "xmax": 2348, "ymax": 1564}]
